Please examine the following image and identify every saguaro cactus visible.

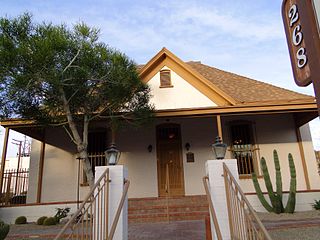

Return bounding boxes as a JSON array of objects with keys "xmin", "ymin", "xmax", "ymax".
[{"xmin": 252, "ymin": 150, "xmax": 296, "ymax": 214}]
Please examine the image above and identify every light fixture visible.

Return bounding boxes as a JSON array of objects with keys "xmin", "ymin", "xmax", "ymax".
[
  {"xmin": 185, "ymin": 143, "xmax": 191, "ymax": 151},
  {"xmin": 105, "ymin": 143, "xmax": 121, "ymax": 165},
  {"xmin": 212, "ymin": 136, "xmax": 227, "ymax": 160},
  {"xmin": 148, "ymin": 145, "xmax": 153, "ymax": 153}
]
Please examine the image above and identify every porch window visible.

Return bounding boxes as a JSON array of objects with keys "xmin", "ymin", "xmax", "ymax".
[
  {"xmin": 229, "ymin": 122, "xmax": 258, "ymax": 175},
  {"xmin": 160, "ymin": 70, "xmax": 172, "ymax": 87},
  {"xmin": 81, "ymin": 131, "xmax": 107, "ymax": 185}
]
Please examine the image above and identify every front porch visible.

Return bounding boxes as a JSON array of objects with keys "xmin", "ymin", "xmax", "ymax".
[{"xmin": 0, "ymin": 109, "xmax": 318, "ymax": 211}]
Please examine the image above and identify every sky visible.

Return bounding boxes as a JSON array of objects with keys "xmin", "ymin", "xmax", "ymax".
[{"xmin": 0, "ymin": 0, "xmax": 319, "ymax": 157}]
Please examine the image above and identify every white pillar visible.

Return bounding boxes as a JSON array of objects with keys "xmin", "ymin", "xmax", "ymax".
[
  {"xmin": 205, "ymin": 159, "xmax": 239, "ymax": 240},
  {"xmin": 95, "ymin": 165, "xmax": 128, "ymax": 240}
]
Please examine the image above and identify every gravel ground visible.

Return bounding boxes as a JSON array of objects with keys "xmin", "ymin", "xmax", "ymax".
[
  {"xmin": 257, "ymin": 211, "xmax": 320, "ymax": 240},
  {"xmin": 269, "ymin": 226, "xmax": 320, "ymax": 240},
  {"xmin": 257, "ymin": 210, "xmax": 320, "ymax": 221}
]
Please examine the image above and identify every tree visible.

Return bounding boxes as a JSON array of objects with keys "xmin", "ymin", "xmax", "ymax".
[{"xmin": 0, "ymin": 13, "xmax": 154, "ymax": 186}]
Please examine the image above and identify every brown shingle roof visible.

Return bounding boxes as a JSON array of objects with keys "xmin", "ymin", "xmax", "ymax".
[{"xmin": 185, "ymin": 61, "xmax": 313, "ymax": 104}]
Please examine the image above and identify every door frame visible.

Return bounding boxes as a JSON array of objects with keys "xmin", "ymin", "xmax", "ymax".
[{"xmin": 156, "ymin": 123, "xmax": 185, "ymax": 197}]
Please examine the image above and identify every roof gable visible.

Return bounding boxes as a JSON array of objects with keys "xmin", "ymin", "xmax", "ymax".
[
  {"xmin": 139, "ymin": 48, "xmax": 237, "ymax": 106},
  {"xmin": 139, "ymin": 48, "xmax": 314, "ymax": 107},
  {"xmin": 148, "ymin": 66, "xmax": 218, "ymax": 110}
]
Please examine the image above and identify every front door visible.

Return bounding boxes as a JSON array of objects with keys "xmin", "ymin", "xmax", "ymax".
[{"xmin": 156, "ymin": 124, "xmax": 185, "ymax": 197}]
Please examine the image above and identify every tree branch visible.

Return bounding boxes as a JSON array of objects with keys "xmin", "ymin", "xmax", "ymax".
[
  {"xmin": 66, "ymin": 89, "xmax": 80, "ymax": 104},
  {"xmin": 59, "ymin": 87, "xmax": 82, "ymax": 146},
  {"xmin": 63, "ymin": 125, "xmax": 77, "ymax": 145},
  {"xmin": 62, "ymin": 49, "xmax": 81, "ymax": 73},
  {"xmin": 82, "ymin": 115, "xmax": 89, "ymax": 150}
]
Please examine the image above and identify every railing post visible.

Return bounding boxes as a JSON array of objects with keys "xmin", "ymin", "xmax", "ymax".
[{"xmin": 205, "ymin": 159, "xmax": 239, "ymax": 240}]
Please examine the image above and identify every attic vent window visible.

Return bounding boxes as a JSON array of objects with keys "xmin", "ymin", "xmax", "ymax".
[{"xmin": 160, "ymin": 70, "xmax": 173, "ymax": 88}]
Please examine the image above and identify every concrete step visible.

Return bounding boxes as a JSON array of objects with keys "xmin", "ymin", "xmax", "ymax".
[{"xmin": 128, "ymin": 195, "xmax": 209, "ymax": 223}]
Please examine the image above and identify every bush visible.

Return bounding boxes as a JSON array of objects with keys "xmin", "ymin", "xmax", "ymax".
[
  {"xmin": 0, "ymin": 220, "xmax": 9, "ymax": 240},
  {"xmin": 36, "ymin": 216, "xmax": 47, "ymax": 225},
  {"xmin": 43, "ymin": 217, "xmax": 57, "ymax": 226},
  {"xmin": 312, "ymin": 200, "xmax": 320, "ymax": 210},
  {"xmin": 15, "ymin": 216, "xmax": 27, "ymax": 224}
]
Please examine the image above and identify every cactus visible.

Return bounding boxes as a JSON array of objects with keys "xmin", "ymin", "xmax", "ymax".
[
  {"xmin": 284, "ymin": 153, "xmax": 296, "ymax": 213},
  {"xmin": 252, "ymin": 150, "xmax": 296, "ymax": 214}
]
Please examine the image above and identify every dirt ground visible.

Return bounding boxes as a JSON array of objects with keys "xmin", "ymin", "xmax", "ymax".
[{"xmin": 257, "ymin": 211, "xmax": 320, "ymax": 240}]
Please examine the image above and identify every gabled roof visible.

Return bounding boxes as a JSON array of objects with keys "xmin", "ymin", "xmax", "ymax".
[
  {"xmin": 138, "ymin": 48, "xmax": 314, "ymax": 107},
  {"xmin": 139, "ymin": 48, "xmax": 237, "ymax": 106},
  {"xmin": 186, "ymin": 61, "xmax": 313, "ymax": 105}
]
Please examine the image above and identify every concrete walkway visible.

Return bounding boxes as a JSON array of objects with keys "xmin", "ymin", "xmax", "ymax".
[{"xmin": 6, "ymin": 220, "xmax": 206, "ymax": 240}]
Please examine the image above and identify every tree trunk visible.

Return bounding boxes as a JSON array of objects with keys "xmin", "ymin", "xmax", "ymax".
[
  {"xmin": 78, "ymin": 148, "xmax": 94, "ymax": 187},
  {"xmin": 60, "ymin": 88, "xmax": 95, "ymax": 188}
]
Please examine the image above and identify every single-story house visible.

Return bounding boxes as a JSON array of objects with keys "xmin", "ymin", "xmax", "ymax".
[{"xmin": 0, "ymin": 48, "xmax": 319, "ymax": 222}]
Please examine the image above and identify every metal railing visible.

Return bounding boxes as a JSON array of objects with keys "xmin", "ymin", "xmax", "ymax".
[
  {"xmin": 230, "ymin": 145, "xmax": 259, "ymax": 175},
  {"xmin": 54, "ymin": 168, "xmax": 130, "ymax": 240},
  {"xmin": 223, "ymin": 163, "xmax": 272, "ymax": 240},
  {"xmin": 80, "ymin": 152, "xmax": 106, "ymax": 184},
  {"xmin": 202, "ymin": 176, "xmax": 223, "ymax": 240},
  {"xmin": 1, "ymin": 168, "xmax": 29, "ymax": 206}
]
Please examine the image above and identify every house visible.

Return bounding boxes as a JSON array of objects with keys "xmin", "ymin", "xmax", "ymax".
[{"xmin": 0, "ymin": 48, "xmax": 319, "ymax": 222}]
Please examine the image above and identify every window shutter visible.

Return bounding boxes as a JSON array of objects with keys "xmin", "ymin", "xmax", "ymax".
[{"xmin": 160, "ymin": 70, "xmax": 172, "ymax": 87}]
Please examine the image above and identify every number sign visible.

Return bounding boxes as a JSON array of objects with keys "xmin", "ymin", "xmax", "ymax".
[{"xmin": 282, "ymin": 0, "xmax": 320, "ymax": 87}]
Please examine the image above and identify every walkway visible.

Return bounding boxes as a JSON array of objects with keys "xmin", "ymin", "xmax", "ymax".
[{"xmin": 6, "ymin": 219, "xmax": 206, "ymax": 240}]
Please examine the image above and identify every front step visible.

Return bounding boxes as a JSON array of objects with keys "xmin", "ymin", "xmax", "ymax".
[{"xmin": 128, "ymin": 195, "xmax": 209, "ymax": 223}]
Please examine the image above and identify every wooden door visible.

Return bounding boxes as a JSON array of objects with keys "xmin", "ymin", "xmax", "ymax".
[{"xmin": 157, "ymin": 124, "xmax": 185, "ymax": 197}]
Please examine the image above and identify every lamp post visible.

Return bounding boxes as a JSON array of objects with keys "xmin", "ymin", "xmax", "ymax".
[
  {"xmin": 105, "ymin": 143, "xmax": 121, "ymax": 165},
  {"xmin": 212, "ymin": 136, "xmax": 227, "ymax": 160}
]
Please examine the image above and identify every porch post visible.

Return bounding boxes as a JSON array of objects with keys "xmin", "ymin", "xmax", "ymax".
[
  {"xmin": 36, "ymin": 141, "xmax": 46, "ymax": 203},
  {"xmin": 295, "ymin": 126, "xmax": 311, "ymax": 190},
  {"xmin": 0, "ymin": 127, "xmax": 10, "ymax": 193},
  {"xmin": 216, "ymin": 115, "xmax": 223, "ymax": 140},
  {"xmin": 206, "ymin": 159, "xmax": 239, "ymax": 240}
]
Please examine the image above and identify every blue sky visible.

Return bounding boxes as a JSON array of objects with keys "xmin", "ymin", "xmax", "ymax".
[{"xmin": 0, "ymin": 0, "xmax": 319, "ymax": 156}]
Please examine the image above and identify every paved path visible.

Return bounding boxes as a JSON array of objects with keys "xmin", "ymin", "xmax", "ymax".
[
  {"xmin": 6, "ymin": 220, "xmax": 206, "ymax": 240},
  {"xmin": 129, "ymin": 220, "xmax": 205, "ymax": 240}
]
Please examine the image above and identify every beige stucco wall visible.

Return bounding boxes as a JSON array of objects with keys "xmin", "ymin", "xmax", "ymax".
[
  {"xmin": 117, "ymin": 117, "xmax": 217, "ymax": 198},
  {"xmin": 222, "ymin": 113, "xmax": 320, "ymax": 193},
  {"xmin": 26, "ymin": 113, "xmax": 319, "ymax": 203},
  {"xmin": 148, "ymin": 66, "xmax": 217, "ymax": 110},
  {"xmin": 27, "ymin": 127, "xmax": 90, "ymax": 203}
]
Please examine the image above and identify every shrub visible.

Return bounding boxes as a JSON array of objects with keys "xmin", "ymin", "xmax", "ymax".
[
  {"xmin": 312, "ymin": 200, "xmax": 320, "ymax": 210},
  {"xmin": 0, "ymin": 220, "xmax": 9, "ymax": 240},
  {"xmin": 43, "ymin": 217, "xmax": 57, "ymax": 226},
  {"xmin": 36, "ymin": 216, "xmax": 47, "ymax": 225},
  {"xmin": 15, "ymin": 216, "xmax": 27, "ymax": 224}
]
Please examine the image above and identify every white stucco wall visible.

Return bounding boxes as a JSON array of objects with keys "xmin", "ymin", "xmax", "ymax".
[
  {"xmin": 222, "ymin": 114, "xmax": 320, "ymax": 194},
  {"xmin": 148, "ymin": 66, "xmax": 217, "ymax": 110}
]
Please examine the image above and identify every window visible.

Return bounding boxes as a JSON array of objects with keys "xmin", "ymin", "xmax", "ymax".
[
  {"xmin": 81, "ymin": 131, "xmax": 107, "ymax": 185},
  {"xmin": 230, "ymin": 121, "xmax": 258, "ymax": 175},
  {"xmin": 160, "ymin": 70, "xmax": 172, "ymax": 87}
]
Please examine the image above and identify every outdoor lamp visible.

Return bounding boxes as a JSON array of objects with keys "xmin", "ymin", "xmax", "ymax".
[
  {"xmin": 212, "ymin": 136, "xmax": 227, "ymax": 160},
  {"xmin": 105, "ymin": 144, "xmax": 121, "ymax": 165}
]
